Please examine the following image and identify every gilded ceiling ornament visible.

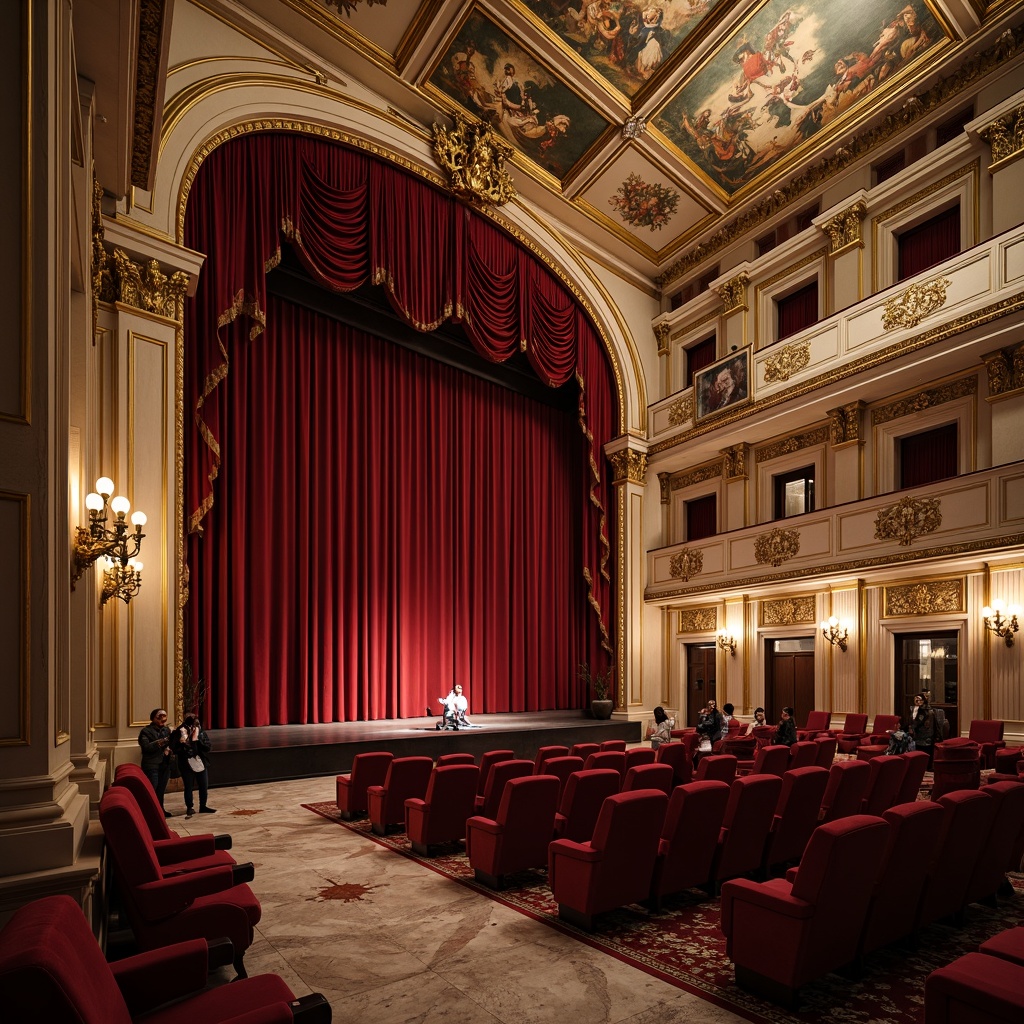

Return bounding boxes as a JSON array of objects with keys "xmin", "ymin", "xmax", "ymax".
[
  {"xmin": 318, "ymin": 0, "xmax": 388, "ymax": 16},
  {"xmin": 110, "ymin": 249, "xmax": 190, "ymax": 323},
  {"xmin": 717, "ymin": 274, "xmax": 749, "ymax": 313},
  {"xmin": 884, "ymin": 579, "xmax": 964, "ymax": 617},
  {"xmin": 678, "ymin": 607, "xmax": 717, "ymax": 633},
  {"xmin": 432, "ymin": 115, "xmax": 516, "ymax": 206},
  {"xmin": 131, "ymin": 0, "xmax": 166, "ymax": 189},
  {"xmin": 671, "ymin": 462, "xmax": 721, "ymax": 490},
  {"xmin": 667, "ymin": 394, "xmax": 694, "ymax": 427},
  {"xmin": 756, "ymin": 426, "xmax": 828, "ymax": 463},
  {"xmin": 609, "ymin": 448, "xmax": 648, "ymax": 485},
  {"xmin": 622, "ymin": 115, "xmax": 647, "ymax": 140},
  {"xmin": 983, "ymin": 342, "xmax": 1024, "ymax": 396},
  {"xmin": 874, "ymin": 496, "xmax": 942, "ymax": 546},
  {"xmin": 882, "ymin": 277, "xmax": 951, "ymax": 331},
  {"xmin": 763, "ymin": 339, "xmax": 811, "ymax": 384},
  {"xmin": 828, "ymin": 402, "xmax": 863, "ymax": 445},
  {"xmin": 669, "ymin": 549, "xmax": 704, "ymax": 582},
  {"xmin": 978, "ymin": 104, "xmax": 1024, "ymax": 170},
  {"xmin": 658, "ymin": 472, "xmax": 671, "ymax": 504},
  {"xmin": 722, "ymin": 443, "xmax": 748, "ymax": 480},
  {"xmin": 872, "ymin": 376, "xmax": 976, "ymax": 425},
  {"xmin": 762, "ymin": 596, "xmax": 815, "ymax": 626},
  {"xmin": 821, "ymin": 200, "xmax": 866, "ymax": 254},
  {"xmin": 654, "ymin": 322, "xmax": 672, "ymax": 354},
  {"xmin": 754, "ymin": 528, "xmax": 800, "ymax": 567}
]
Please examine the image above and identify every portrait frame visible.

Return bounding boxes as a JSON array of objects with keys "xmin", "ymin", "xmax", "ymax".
[{"xmin": 695, "ymin": 350, "xmax": 750, "ymax": 420}]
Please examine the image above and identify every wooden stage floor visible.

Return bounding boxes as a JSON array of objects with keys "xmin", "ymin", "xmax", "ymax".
[{"xmin": 207, "ymin": 711, "xmax": 642, "ymax": 787}]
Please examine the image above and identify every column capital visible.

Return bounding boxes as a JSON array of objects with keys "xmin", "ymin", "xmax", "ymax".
[
  {"xmin": 821, "ymin": 199, "xmax": 867, "ymax": 255},
  {"xmin": 977, "ymin": 102, "xmax": 1024, "ymax": 173},
  {"xmin": 654, "ymin": 321, "xmax": 672, "ymax": 355},
  {"xmin": 608, "ymin": 447, "xmax": 648, "ymax": 485},
  {"xmin": 716, "ymin": 273, "xmax": 749, "ymax": 315},
  {"xmin": 828, "ymin": 401, "xmax": 865, "ymax": 447}
]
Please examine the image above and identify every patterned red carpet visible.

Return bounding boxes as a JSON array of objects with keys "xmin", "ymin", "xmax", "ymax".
[{"xmin": 303, "ymin": 801, "xmax": 1023, "ymax": 1024}]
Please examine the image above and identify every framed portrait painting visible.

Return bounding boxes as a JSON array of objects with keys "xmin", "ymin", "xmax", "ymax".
[{"xmin": 695, "ymin": 350, "xmax": 749, "ymax": 420}]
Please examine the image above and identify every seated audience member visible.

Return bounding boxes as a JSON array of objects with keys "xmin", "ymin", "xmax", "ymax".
[
  {"xmin": 885, "ymin": 718, "xmax": 914, "ymax": 755},
  {"xmin": 744, "ymin": 708, "xmax": 767, "ymax": 735},
  {"xmin": 647, "ymin": 706, "xmax": 675, "ymax": 750},
  {"xmin": 774, "ymin": 707, "xmax": 797, "ymax": 747},
  {"xmin": 695, "ymin": 700, "xmax": 726, "ymax": 756},
  {"xmin": 722, "ymin": 703, "xmax": 735, "ymax": 726}
]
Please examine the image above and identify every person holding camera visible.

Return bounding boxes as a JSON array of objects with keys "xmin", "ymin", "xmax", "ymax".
[
  {"xmin": 138, "ymin": 708, "xmax": 173, "ymax": 817},
  {"xmin": 174, "ymin": 713, "xmax": 216, "ymax": 818}
]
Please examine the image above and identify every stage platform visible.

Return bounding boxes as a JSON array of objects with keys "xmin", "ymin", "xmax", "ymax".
[{"xmin": 207, "ymin": 711, "xmax": 642, "ymax": 787}]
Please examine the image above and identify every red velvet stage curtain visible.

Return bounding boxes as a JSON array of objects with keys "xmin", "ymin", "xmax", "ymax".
[{"xmin": 183, "ymin": 132, "xmax": 616, "ymax": 727}]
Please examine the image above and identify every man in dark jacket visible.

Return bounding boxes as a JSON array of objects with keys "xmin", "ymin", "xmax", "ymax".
[{"xmin": 138, "ymin": 708, "xmax": 172, "ymax": 817}]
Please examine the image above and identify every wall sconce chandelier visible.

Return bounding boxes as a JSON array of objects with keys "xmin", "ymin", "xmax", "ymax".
[
  {"xmin": 717, "ymin": 629, "xmax": 737, "ymax": 656},
  {"xmin": 71, "ymin": 477, "xmax": 146, "ymax": 600},
  {"xmin": 820, "ymin": 616, "xmax": 850, "ymax": 652},
  {"xmin": 100, "ymin": 558, "xmax": 144, "ymax": 606},
  {"xmin": 982, "ymin": 599, "xmax": 1020, "ymax": 647}
]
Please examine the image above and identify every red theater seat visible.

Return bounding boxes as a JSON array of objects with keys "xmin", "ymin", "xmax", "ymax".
[
  {"xmin": 436, "ymin": 752, "xmax": 476, "ymax": 766},
  {"xmin": 695, "ymin": 754, "xmax": 737, "ymax": 784},
  {"xmin": 796, "ymin": 710, "xmax": 831, "ymax": 741},
  {"xmin": 965, "ymin": 781, "xmax": 1024, "ymax": 909},
  {"xmin": 894, "ymin": 750, "xmax": 930, "ymax": 805},
  {"xmin": 762, "ymin": 766, "xmax": 829, "ymax": 876},
  {"xmin": 476, "ymin": 749, "xmax": 516, "ymax": 796},
  {"xmin": 865, "ymin": 714, "xmax": 900, "ymax": 746},
  {"xmin": 549, "ymin": 790, "xmax": 668, "ymax": 929},
  {"xmin": 819, "ymin": 760, "xmax": 870, "ymax": 823},
  {"xmin": 712, "ymin": 774, "xmax": 783, "ymax": 891},
  {"xmin": 600, "ymin": 739, "xmax": 627, "ymax": 752},
  {"xmin": 622, "ymin": 762, "xmax": 674, "ymax": 796},
  {"xmin": 787, "ymin": 742, "xmax": 819, "ymax": 770},
  {"xmin": 737, "ymin": 745, "xmax": 790, "ymax": 778},
  {"xmin": 925, "ymin": 952, "xmax": 1024, "ymax": 1024},
  {"xmin": 367, "ymin": 755, "xmax": 433, "ymax": 836},
  {"xmin": 534, "ymin": 755, "xmax": 584, "ymax": 801},
  {"xmin": 336, "ymin": 751, "xmax": 393, "ymax": 820},
  {"xmin": 534, "ymin": 745, "xmax": 570, "ymax": 773},
  {"xmin": 405, "ymin": 763, "xmax": 480, "ymax": 856},
  {"xmin": 968, "ymin": 719, "xmax": 1006, "ymax": 770},
  {"xmin": 861, "ymin": 755, "xmax": 907, "ymax": 815},
  {"xmin": 553, "ymin": 769, "xmax": 621, "ymax": 844},
  {"xmin": 583, "ymin": 750, "xmax": 627, "ymax": 784},
  {"xmin": 624, "ymin": 747, "xmax": 657, "ymax": 771},
  {"xmin": 569, "ymin": 742, "xmax": 600, "ymax": 761},
  {"xmin": 813, "ymin": 737, "xmax": 838, "ymax": 768},
  {"xmin": 473, "ymin": 758, "xmax": 534, "ymax": 819},
  {"xmin": 655, "ymin": 741, "xmax": 693, "ymax": 787},
  {"xmin": 932, "ymin": 740, "xmax": 981, "ymax": 799}
]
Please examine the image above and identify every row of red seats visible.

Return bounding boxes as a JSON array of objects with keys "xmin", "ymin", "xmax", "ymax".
[{"xmin": 926, "ymin": 925, "xmax": 1024, "ymax": 1022}]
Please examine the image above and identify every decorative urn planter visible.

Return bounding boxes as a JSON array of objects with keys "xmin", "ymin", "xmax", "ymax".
[{"xmin": 590, "ymin": 699, "xmax": 614, "ymax": 720}]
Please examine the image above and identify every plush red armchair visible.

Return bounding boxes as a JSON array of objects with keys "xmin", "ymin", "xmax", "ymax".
[
  {"xmin": 367, "ymin": 755, "xmax": 433, "ymax": 836},
  {"xmin": 436, "ymin": 752, "xmax": 475, "ymax": 766},
  {"xmin": 655, "ymin": 742, "xmax": 692, "ymax": 787},
  {"xmin": 466, "ymin": 775, "xmax": 561, "ymax": 889},
  {"xmin": 0, "ymin": 896, "xmax": 332, "ymax": 1024},
  {"xmin": 762, "ymin": 766, "xmax": 830, "ymax": 876},
  {"xmin": 534, "ymin": 745, "xmax": 570, "ymax": 773},
  {"xmin": 925, "ymin": 952, "xmax": 1024, "ymax": 1024},
  {"xmin": 932, "ymin": 740, "xmax": 981, "ymax": 799},
  {"xmin": 965, "ymin": 781, "xmax": 1024, "ymax": 909},
  {"xmin": 649, "ymin": 780, "xmax": 730, "ymax": 909},
  {"xmin": 894, "ymin": 750, "xmax": 930, "ymax": 805},
  {"xmin": 405, "ymin": 764, "xmax": 480, "ymax": 856},
  {"xmin": 583, "ymin": 750, "xmax": 627, "ymax": 784},
  {"xmin": 622, "ymin": 762, "xmax": 674, "ymax": 796},
  {"xmin": 819, "ymin": 760, "xmax": 870, "ymax": 822},
  {"xmin": 695, "ymin": 754, "xmax": 737, "ymax": 783},
  {"xmin": 336, "ymin": 751, "xmax": 394, "ymax": 821},
  {"xmin": 980, "ymin": 926, "xmax": 1024, "ymax": 967},
  {"xmin": 624, "ymin": 747, "xmax": 657, "ymax": 771},
  {"xmin": 865, "ymin": 714, "xmax": 900, "ymax": 745},
  {"xmin": 713, "ymin": 718, "xmax": 745, "ymax": 752},
  {"xmin": 751, "ymin": 725, "xmax": 777, "ymax": 749},
  {"xmin": 832, "ymin": 714, "xmax": 870, "ymax": 753},
  {"xmin": 968, "ymin": 719, "xmax": 1006, "ymax": 769},
  {"xmin": 99, "ymin": 789, "xmax": 261, "ymax": 978},
  {"xmin": 721, "ymin": 815, "xmax": 890, "ymax": 1009},
  {"xmin": 720, "ymin": 735, "xmax": 757, "ymax": 759},
  {"xmin": 796, "ymin": 711, "xmax": 831, "ymax": 741},
  {"xmin": 813, "ymin": 737, "xmax": 838, "ymax": 768},
  {"xmin": 569, "ymin": 742, "xmax": 600, "ymax": 761},
  {"xmin": 737, "ymin": 744, "xmax": 790, "ymax": 778},
  {"xmin": 861, "ymin": 755, "xmax": 908, "ymax": 815},
  {"xmin": 534, "ymin": 755, "xmax": 583, "ymax": 801},
  {"xmin": 476, "ymin": 749, "xmax": 516, "ymax": 797},
  {"xmin": 993, "ymin": 746, "xmax": 1024, "ymax": 776},
  {"xmin": 916, "ymin": 790, "xmax": 996, "ymax": 930},
  {"xmin": 787, "ymin": 742, "xmax": 819, "ymax": 770},
  {"xmin": 473, "ymin": 758, "xmax": 534, "ymax": 819},
  {"xmin": 553, "ymin": 769, "xmax": 621, "ymax": 843},
  {"xmin": 711, "ymin": 774, "xmax": 783, "ymax": 891},
  {"xmin": 549, "ymin": 790, "xmax": 668, "ymax": 929},
  {"xmin": 858, "ymin": 800, "xmax": 944, "ymax": 956},
  {"xmin": 600, "ymin": 739, "xmax": 627, "ymax": 752}
]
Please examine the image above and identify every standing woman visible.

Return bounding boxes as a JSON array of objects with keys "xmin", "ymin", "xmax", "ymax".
[
  {"xmin": 910, "ymin": 692, "xmax": 938, "ymax": 765},
  {"xmin": 175, "ymin": 714, "xmax": 216, "ymax": 817},
  {"xmin": 774, "ymin": 706, "xmax": 797, "ymax": 747},
  {"xmin": 138, "ymin": 709, "xmax": 173, "ymax": 817}
]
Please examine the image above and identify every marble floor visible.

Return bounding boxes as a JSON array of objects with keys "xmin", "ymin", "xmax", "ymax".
[{"xmin": 170, "ymin": 774, "xmax": 747, "ymax": 1024}]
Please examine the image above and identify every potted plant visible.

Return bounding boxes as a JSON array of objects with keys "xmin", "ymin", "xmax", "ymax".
[{"xmin": 579, "ymin": 662, "xmax": 614, "ymax": 720}]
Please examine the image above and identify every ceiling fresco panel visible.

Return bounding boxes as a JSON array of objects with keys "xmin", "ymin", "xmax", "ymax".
[
  {"xmin": 427, "ymin": 6, "xmax": 613, "ymax": 182},
  {"xmin": 654, "ymin": 0, "xmax": 948, "ymax": 197}
]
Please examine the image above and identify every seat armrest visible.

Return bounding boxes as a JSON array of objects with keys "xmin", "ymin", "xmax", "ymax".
[
  {"xmin": 548, "ymin": 839, "xmax": 599, "ymax": 864},
  {"xmin": 154, "ymin": 835, "xmax": 217, "ymax": 863},
  {"xmin": 465, "ymin": 815, "xmax": 501, "ymax": 836},
  {"xmin": 133, "ymin": 864, "xmax": 242, "ymax": 920},
  {"xmin": 722, "ymin": 878, "xmax": 813, "ymax": 920},
  {"xmin": 291, "ymin": 993, "xmax": 333, "ymax": 1023},
  {"xmin": 404, "ymin": 798, "xmax": 426, "ymax": 811},
  {"xmin": 111, "ymin": 938, "xmax": 211, "ymax": 1014},
  {"xmin": 214, "ymin": 833, "xmax": 233, "ymax": 850}
]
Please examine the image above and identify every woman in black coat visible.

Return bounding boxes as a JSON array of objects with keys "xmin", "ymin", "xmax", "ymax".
[{"xmin": 774, "ymin": 706, "xmax": 797, "ymax": 747}]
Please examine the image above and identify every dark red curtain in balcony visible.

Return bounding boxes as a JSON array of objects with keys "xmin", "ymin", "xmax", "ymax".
[
  {"xmin": 182, "ymin": 131, "xmax": 616, "ymax": 727},
  {"xmin": 899, "ymin": 423, "xmax": 958, "ymax": 489},
  {"xmin": 686, "ymin": 494, "xmax": 717, "ymax": 542},
  {"xmin": 897, "ymin": 205, "xmax": 961, "ymax": 281},
  {"xmin": 776, "ymin": 281, "xmax": 819, "ymax": 341}
]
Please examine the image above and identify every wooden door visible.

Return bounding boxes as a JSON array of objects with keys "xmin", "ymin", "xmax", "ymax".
[
  {"xmin": 765, "ymin": 637, "xmax": 815, "ymax": 725},
  {"xmin": 686, "ymin": 644, "xmax": 716, "ymax": 728},
  {"xmin": 894, "ymin": 630, "xmax": 959, "ymax": 737}
]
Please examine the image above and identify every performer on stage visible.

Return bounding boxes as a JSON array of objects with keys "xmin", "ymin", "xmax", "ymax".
[{"xmin": 436, "ymin": 683, "xmax": 477, "ymax": 729}]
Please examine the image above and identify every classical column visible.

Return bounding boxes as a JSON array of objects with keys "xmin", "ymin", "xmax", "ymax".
[
  {"xmin": 654, "ymin": 321, "xmax": 671, "ymax": 398},
  {"xmin": 721, "ymin": 443, "xmax": 749, "ymax": 532},
  {"xmin": 817, "ymin": 196, "xmax": 866, "ymax": 312},
  {"xmin": 715, "ymin": 270, "xmax": 749, "ymax": 354},
  {"xmin": 827, "ymin": 401, "xmax": 865, "ymax": 505},
  {"xmin": 983, "ymin": 342, "xmax": 1024, "ymax": 466},
  {"xmin": 976, "ymin": 97, "xmax": 1024, "ymax": 235}
]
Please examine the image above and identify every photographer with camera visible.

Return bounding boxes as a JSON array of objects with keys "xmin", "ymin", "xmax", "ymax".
[{"xmin": 174, "ymin": 713, "xmax": 216, "ymax": 818}]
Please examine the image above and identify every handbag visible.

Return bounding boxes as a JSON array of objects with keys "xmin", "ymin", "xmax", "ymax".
[{"xmin": 187, "ymin": 754, "xmax": 205, "ymax": 773}]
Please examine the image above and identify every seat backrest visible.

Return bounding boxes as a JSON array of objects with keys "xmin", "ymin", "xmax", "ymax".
[
  {"xmin": 436, "ymin": 752, "xmax": 476, "ymax": 766},
  {"xmin": 715, "ymin": 774, "xmax": 784, "ymax": 881},
  {"xmin": 655, "ymin": 741, "xmax": 692, "ymax": 786},
  {"xmin": 583, "ymin": 750, "xmax": 626, "ymax": 781},
  {"xmin": 622, "ymin": 762, "xmax": 674, "ymax": 795},
  {"xmin": 894, "ymin": 750, "xmax": 930, "ymax": 804},
  {"xmin": 496, "ymin": 774, "xmax": 561, "ymax": 837},
  {"xmin": 763, "ymin": 766, "xmax": 830, "ymax": 869},
  {"xmin": 813, "ymin": 737, "xmax": 838, "ymax": 768},
  {"xmin": 112, "ymin": 766, "xmax": 174, "ymax": 841},
  {"xmin": 476, "ymin": 749, "xmax": 515, "ymax": 796},
  {"xmin": 379, "ymin": 756, "xmax": 434, "ymax": 815},
  {"xmin": 99, "ymin": 787, "xmax": 165, "ymax": 888},
  {"xmin": 0, "ymin": 895, "xmax": 132, "ymax": 1024},
  {"xmin": 569, "ymin": 742, "xmax": 600, "ymax": 761},
  {"xmin": 536, "ymin": 756, "xmax": 584, "ymax": 800},
  {"xmin": 802, "ymin": 710, "xmax": 831, "ymax": 733},
  {"xmin": 871, "ymin": 714, "xmax": 900, "ymax": 736},
  {"xmin": 557, "ymin": 769, "xmax": 621, "ymax": 843},
  {"xmin": 599, "ymin": 739, "xmax": 627, "ymax": 752},
  {"xmin": 862, "ymin": 755, "xmax": 908, "ymax": 815},
  {"xmin": 344, "ymin": 751, "xmax": 395, "ymax": 806},
  {"xmin": 695, "ymin": 754, "xmax": 737, "ymax": 783},
  {"xmin": 478, "ymin": 759, "xmax": 534, "ymax": 819},
  {"xmin": 752, "ymin": 744, "xmax": 791, "ymax": 777},
  {"xmin": 839, "ymin": 713, "xmax": 868, "ymax": 735},
  {"xmin": 590, "ymin": 791, "xmax": 668, "ymax": 876},
  {"xmin": 417, "ymin": 764, "xmax": 480, "ymax": 838},
  {"xmin": 819, "ymin": 759, "xmax": 871, "ymax": 822},
  {"xmin": 534, "ymin": 745, "xmax": 570, "ymax": 773},
  {"xmin": 625, "ymin": 747, "xmax": 657, "ymax": 770},
  {"xmin": 654, "ymin": 781, "xmax": 731, "ymax": 895},
  {"xmin": 968, "ymin": 719, "xmax": 1003, "ymax": 743},
  {"xmin": 788, "ymin": 741, "xmax": 819, "ymax": 770},
  {"xmin": 966, "ymin": 781, "xmax": 1024, "ymax": 906}
]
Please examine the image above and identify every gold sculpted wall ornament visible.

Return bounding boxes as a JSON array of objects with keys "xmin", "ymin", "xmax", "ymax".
[
  {"xmin": 757, "ymin": 426, "xmax": 828, "ymax": 463},
  {"xmin": 754, "ymin": 527, "xmax": 801, "ymax": 567},
  {"xmin": 609, "ymin": 448, "xmax": 648, "ymax": 485},
  {"xmin": 872, "ymin": 376, "xmax": 976, "ymax": 425},
  {"xmin": 828, "ymin": 402, "xmax": 864, "ymax": 445},
  {"xmin": 822, "ymin": 200, "xmax": 866, "ymax": 254},
  {"xmin": 432, "ymin": 115, "xmax": 516, "ymax": 206},
  {"xmin": 722, "ymin": 443, "xmax": 748, "ymax": 480},
  {"xmin": 874, "ymin": 496, "xmax": 942, "ymax": 546},
  {"xmin": 884, "ymin": 579, "xmax": 964, "ymax": 617},
  {"xmin": 762, "ymin": 596, "xmax": 816, "ymax": 625},
  {"xmin": 717, "ymin": 273, "xmax": 749, "ymax": 313},
  {"xmin": 983, "ymin": 342, "xmax": 1024, "ymax": 396},
  {"xmin": 669, "ymin": 549, "xmax": 704, "ymax": 581},
  {"xmin": 654, "ymin": 322, "xmax": 672, "ymax": 355},
  {"xmin": 978, "ymin": 104, "xmax": 1024, "ymax": 170},
  {"xmin": 678, "ymin": 607, "xmax": 717, "ymax": 633},
  {"xmin": 763, "ymin": 339, "xmax": 811, "ymax": 384},
  {"xmin": 667, "ymin": 394, "xmax": 694, "ymax": 427},
  {"xmin": 670, "ymin": 462, "xmax": 721, "ymax": 490},
  {"xmin": 658, "ymin": 472, "xmax": 671, "ymax": 504},
  {"xmin": 111, "ymin": 249, "xmax": 190, "ymax": 323},
  {"xmin": 882, "ymin": 277, "xmax": 951, "ymax": 331}
]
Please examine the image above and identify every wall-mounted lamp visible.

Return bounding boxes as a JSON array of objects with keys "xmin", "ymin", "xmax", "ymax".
[
  {"xmin": 71, "ymin": 477, "xmax": 146, "ymax": 601},
  {"xmin": 717, "ymin": 629, "xmax": 737, "ymax": 656},
  {"xmin": 820, "ymin": 616, "xmax": 850, "ymax": 652},
  {"xmin": 100, "ymin": 558, "xmax": 144, "ymax": 606},
  {"xmin": 982, "ymin": 599, "xmax": 1020, "ymax": 647}
]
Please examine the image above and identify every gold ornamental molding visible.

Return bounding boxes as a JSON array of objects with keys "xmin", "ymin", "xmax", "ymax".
[
  {"xmin": 829, "ymin": 402, "xmax": 864, "ymax": 445},
  {"xmin": 654, "ymin": 322, "xmax": 672, "ymax": 355},
  {"xmin": 110, "ymin": 250, "xmax": 190, "ymax": 323},
  {"xmin": 667, "ymin": 394, "xmax": 694, "ymax": 427},
  {"xmin": 678, "ymin": 606, "xmax": 717, "ymax": 633},
  {"xmin": 983, "ymin": 341, "xmax": 1024, "ymax": 397},
  {"xmin": 872, "ymin": 375, "xmax": 976, "ymax": 425},
  {"xmin": 722, "ymin": 443, "xmax": 749, "ymax": 480},
  {"xmin": 658, "ymin": 472, "xmax": 671, "ymax": 504},
  {"xmin": 762, "ymin": 339, "xmax": 811, "ymax": 384},
  {"xmin": 655, "ymin": 25, "xmax": 1024, "ymax": 288},
  {"xmin": 756, "ymin": 425, "xmax": 828, "ymax": 463},
  {"xmin": 717, "ymin": 273, "xmax": 749, "ymax": 314},
  {"xmin": 670, "ymin": 461, "xmax": 721, "ymax": 491},
  {"xmin": 874, "ymin": 496, "xmax": 942, "ymax": 546},
  {"xmin": 882, "ymin": 277, "xmax": 951, "ymax": 331},
  {"xmin": 884, "ymin": 578, "xmax": 965, "ymax": 617},
  {"xmin": 761, "ymin": 595, "xmax": 816, "ymax": 626},
  {"xmin": 609, "ymin": 448, "xmax": 648, "ymax": 485},
  {"xmin": 432, "ymin": 115, "xmax": 516, "ymax": 206},
  {"xmin": 978, "ymin": 103, "xmax": 1024, "ymax": 172},
  {"xmin": 131, "ymin": 0, "xmax": 168, "ymax": 190},
  {"xmin": 754, "ymin": 527, "xmax": 801, "ymax": 567},
  {"xmin": 822, "ymin": 200, "xmax": 867, "ymax": 255},
  {"xmin": 669, "ymin": 549, "xmax": 704, "ymax": 582}
]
